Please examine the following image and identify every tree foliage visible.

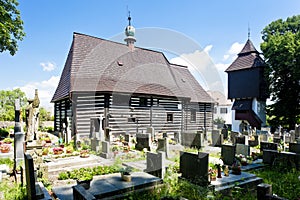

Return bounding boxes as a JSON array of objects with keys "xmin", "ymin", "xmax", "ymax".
[
  {"xmin": 0, "ymin": 88, "xmax": 27, "ymax": 121},
  {"xmin": 261, "ymin": 15, "xmax": 300, "ymax": 130},
  {"xmin": 0, "ymin": 0, "xmax": 25, "ymax": 55},
  {"xmin": 39, "ymin": 107, "xmax": 52, "ymax": 122}
]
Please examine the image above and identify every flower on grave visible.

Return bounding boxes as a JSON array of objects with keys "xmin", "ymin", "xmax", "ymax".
[{"xmin": 215, "ymin": 158, "xmax": 224, "ymax": 168}]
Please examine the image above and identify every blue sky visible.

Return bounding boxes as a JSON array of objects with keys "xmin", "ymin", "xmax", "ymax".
[{"xmin": 1, "ymin": 0, "xmax": 300, "ymax": 109}]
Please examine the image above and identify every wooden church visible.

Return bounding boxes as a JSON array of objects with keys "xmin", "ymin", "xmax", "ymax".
[
  {"xmin": 51, "ymin": 17, "xmax": 214, "ymax": 139},
  {"xmin": 225, "ymin": 39, "xmax": 268, "ymax": 132}
]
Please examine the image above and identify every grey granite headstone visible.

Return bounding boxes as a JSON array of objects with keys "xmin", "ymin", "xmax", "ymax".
[
  {"xmin": 273, "ymin": 137, "xmax": 281, "ymax": 144},
  {"xmin": 157, "ymin": 138, "xmax": 169, "ymax": 158},
  {"xmin": 146, "ymin": 127, "xmax": 155, "ymax": 139},
  {"xmin": 136, "ymin": 133, "xmax": 151, "ymax": 151},
  {"xmin": 289, "ymin": 143, "xmax": 300, "ymax": 154},
  {"xmin": 212, "ymin": 130, "xmax": 223, "ymax": 147},
  {"xmin": 90, "ymin": 138, "xmax": 100, "ymax": 152},
  {"xmin": 221, "ymin": 144, "xmax": 236, "ymax": 165},
  {"xmin": 230, "ymin": 131, "xmax": 239, "ymax": 144},
  {"xmin": 284, "ymin": 135, "xmax": 291, "ymax": 143},
  {"xmin": 248, "ymin": 135, "xmax": 259, "ymax": 147},
  {"xmin": 260, "ymin": 142, "xmax": 278, "ymax": 152},
  {"xmin": 145, "ymin": 152, "xmax": 166, "ymax": 178},
  {"xmin": 236, "ymin": 144, "xmax": 250, "ymax": 157},
  {"xmin": 179, "ymin": 151, "xmax": 209, "ymax": 186},
  {"xmin": 174, "ymin": 132, "xmax": 180, "ymax": 143},
  {"xmin": 290, "ymin": 130, "xmax": 295, "ymax": 143},
  {"xmin": 100, "ymin": 141, "xmax": 110, "ymax": 159},
  {"xmin": 14, "ymin": 132, "xmax": 25, "ymax": 168},
  {"xmin": 262, "ymin": 150, "xmax": 278, "ymax": 164},
  {"xmin": 260, "ymin": 133, "xmax": 268, "ymax": 142},
  {"xmin": 235, "ymin": 135, "xmax": 246, "ymax": 144},
  {"xmin": 24, "ymin": 153, "xmax": 37, "ymax": 200}
]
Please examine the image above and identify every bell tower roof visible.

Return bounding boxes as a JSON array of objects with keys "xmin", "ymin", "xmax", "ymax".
[{"xmin": 124, "ymin": 12, "xmax": 136, "ymax": 50}]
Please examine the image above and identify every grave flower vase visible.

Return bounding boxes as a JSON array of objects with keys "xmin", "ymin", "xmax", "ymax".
[{"xmin": 217, "ymin": 165, "xmax": 222, "ymax": 178}]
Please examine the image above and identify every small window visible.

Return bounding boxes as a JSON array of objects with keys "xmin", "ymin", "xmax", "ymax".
[
  {"xmin": 139, "ymin": 97, "xmax": 147, "ymax": 107},
  {"xmin": 167, "ymin": 113, "xmax": 173, "ymax": 123},
  {"xmin": 220, "ymin": 108, "xmax": 228, "ymax": 114},
  {"xmin": 214, "ymin": 107, "xmax": 217, "ymax": 114},
  {"xmin": 191, "ymin": 109, "xmax": 196, "ymax": 122}
]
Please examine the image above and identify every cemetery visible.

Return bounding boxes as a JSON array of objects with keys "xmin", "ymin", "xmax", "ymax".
[
  {"xmin": 1, "ymin": 105, "xmax": 300, "ymax": 199},
  {"xmin": 1, "ymin": 2, "xmax": 300, "ymax": 199}
]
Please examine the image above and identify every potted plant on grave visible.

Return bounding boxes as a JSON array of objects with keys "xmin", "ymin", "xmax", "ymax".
[
  {"xmin": 76, "ymin": 172, "xmax": 93, "ymax": 189},
  {"xmin": 112, "ymin": 145, "xmax": 119, "ymax": 157},
  {"xmin": 66, "ymin": 145, "xmax": 74, "ymax": 154},
  {"xmin": 123, "ymin": 145, "xmax": 130, "ymax": 153},
  {"xmin": 53, "ymin": 147, "xmax": 64, "ymax": 155},
  {"xmin": 208, "ymin": 168, "xmax": 216, "ymax": 181},
  {"xmin": 0, "ymin": 144, "xmax": 11, "ymax": 153},
  {"xmin": 3, "ymin": 137, "xmax": 13, "ymax": 144},
  {"xmin": 231, "ymin": 158, "xmax": 242, "ymax": 175},
  {"xmin": 80, "ymin": 145, "xmax": 90, "ymax": 158},
  {"xmin": 120, "ymin": 166, "xmax": 133, "ymax": 182},
  {"xmin": 42, "ymin": 147, "xmax": 49, "ymax": 155}
]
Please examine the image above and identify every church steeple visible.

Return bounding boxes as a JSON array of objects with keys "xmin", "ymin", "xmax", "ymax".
[{"xmin": 124, "ymin": 12, "xmax": 136, "ymax": 51}]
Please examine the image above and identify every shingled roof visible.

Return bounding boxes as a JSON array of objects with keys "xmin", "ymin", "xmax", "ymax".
[
  {"xmin": 225, "ymin": 39, "xmax": 265, "ymax": 72},
  {"xmin": 51, "ymin": 33, "xmax": 212, "ymax": 103}
]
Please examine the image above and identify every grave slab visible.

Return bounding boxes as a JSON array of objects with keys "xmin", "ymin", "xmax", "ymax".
[
  {"xmin": 211, "ymin": 171, "xmax": 263, "ymax": 193},
  {"xmin": 88, "ymin": 172, "xmax": 163, "ymax": 199}
]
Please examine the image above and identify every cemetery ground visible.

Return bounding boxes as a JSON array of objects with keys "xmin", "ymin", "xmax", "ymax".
[{"xmin": 0, "ymin": 128, "xmax": 300, "ymax": 199}]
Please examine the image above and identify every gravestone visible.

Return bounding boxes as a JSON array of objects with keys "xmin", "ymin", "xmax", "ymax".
[
  {"xmin": 263, "ymin": 150, "xmax": 278, "ymax": 164},
  {"xmin": 248, "ymin": 135, "xmax": 259, "ymax": 147},
  {"xmin": 295, "ymin": 124, "xmax": 300, "ymax": 138},
  {"xmin": 146, "ymin": 127, "xmax": 155, "ymax": 140},
  {"xmin": 14, "ymin": 132, "xmax": 25, "ymax": 169},
  {"xmin": 157, "ymin": 138, "xmax": 169, "ymax": 158},
  {"xmin": 221, "ymin": 144, "xmax": 236, "ymax": 165},
  {"xmin": 145, "ymin": 152, "xmax": 166, "ymax": 178},
  {"xmin": 181, "ymin": 132, "xmax": 205, "ymax": 149},
  {"xmin": 260, "ymin": 142, "xmax": 278, "ymax": 152},
  {"xmin": 24, "ymin": 153, "xmax": 46, "ymax": 200},
  {"xmin": 273, "ymin": 137, "xmax": 281, "ymax": 144},
  {"xmin": 180, "ymin": 151, "xmax": 209, "ymax": 186},
  {"xmin": 100, "ymin": 141, "xmax": 110, "ymax": 159},
  {"xmin": 259, "ymin": 131, "xmax": 268, "ymax": 142},
  {"xmin": 290, "ymin": 130, "xmax": 295, "ymax": 143},
  {"xmin": 211, "ymin": 130, "xmax": 223, "ymax": 147},
  {"xmin": 91, "ymin": 138, "xmax": 100, "ymax": 152},
  {"xmin": 257, "ymin": 183, "xmax": 272, "ymax": 200},
  {"xmin": 174, "ymin": 132, "xmax": 180, "ymax": 143},
  {"xmin": 230, "ymin": 131, "xmax": 239, "ymax": 144},
  {"xmin": 104, "ymin": 127, "xmax": 110, "ymax": 142},
  {"xmin": 235, "ymin": 135, "xmax": 245, "ymax": 144},
  {"xmin": 162, "ymin": 132, "xmax": 168, "ymax": 138},
  {"xmin": 289, "ymin": 143, "xmax": 300, "ymax": 154},
  {"xmin": 284, "ymin": 135, "xmax": 291, "ymax": 143},
  {"xmin": 136, "ymin": 133, "xmax": 151, "ymax": 151},
  {"xmin": 221, "ymin": 127, "xmax": 228, "ymax": 140},
  {"xmin": 236, "ymin": 144, "xmax": 250, "ymax": 157},
  {"xmin": 125, "ymin": 133, "xmax": 130, "ymax": 143}
]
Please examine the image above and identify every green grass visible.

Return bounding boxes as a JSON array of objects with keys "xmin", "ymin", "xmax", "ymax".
[{"xmin": 251, "ymin": 167, "xmax": 300, "ymax": 200}]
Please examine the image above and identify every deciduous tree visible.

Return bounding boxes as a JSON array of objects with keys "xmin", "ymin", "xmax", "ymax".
[
  {"xmin": 261, "ymin": 15, "xmax": 300, "ymax": 130},
  {"xmin": 0, "ymin": 0, "xmax": 25, "ymax": 55}
]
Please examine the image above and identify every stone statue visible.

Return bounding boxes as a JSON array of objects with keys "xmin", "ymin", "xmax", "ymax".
[{"xmin": 26, "ymin": 89, "xmax": 40, "ymax": 141}]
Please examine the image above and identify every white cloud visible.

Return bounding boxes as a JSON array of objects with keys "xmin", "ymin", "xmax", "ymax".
[
  {"xmin": 15, "ymin": 76, "xmax": 60, "ymax": 111},
  {"xmin": 170, "ymin": 48, "xmax": 225, "ymax": 93},
  {"xmin": 203, "ymin": 45, "xmax": 213, "ymax": 54},
  {"xmin": 228, "ymin": 42, "xmax": 244, "ymax": 55},
  {"xmin": 222, "ymin": 42, "xmax": 244, "ymax": 61},
  {"xmin": 40, "ymin": 62, "xmax": 56, "ymax": 72}
]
